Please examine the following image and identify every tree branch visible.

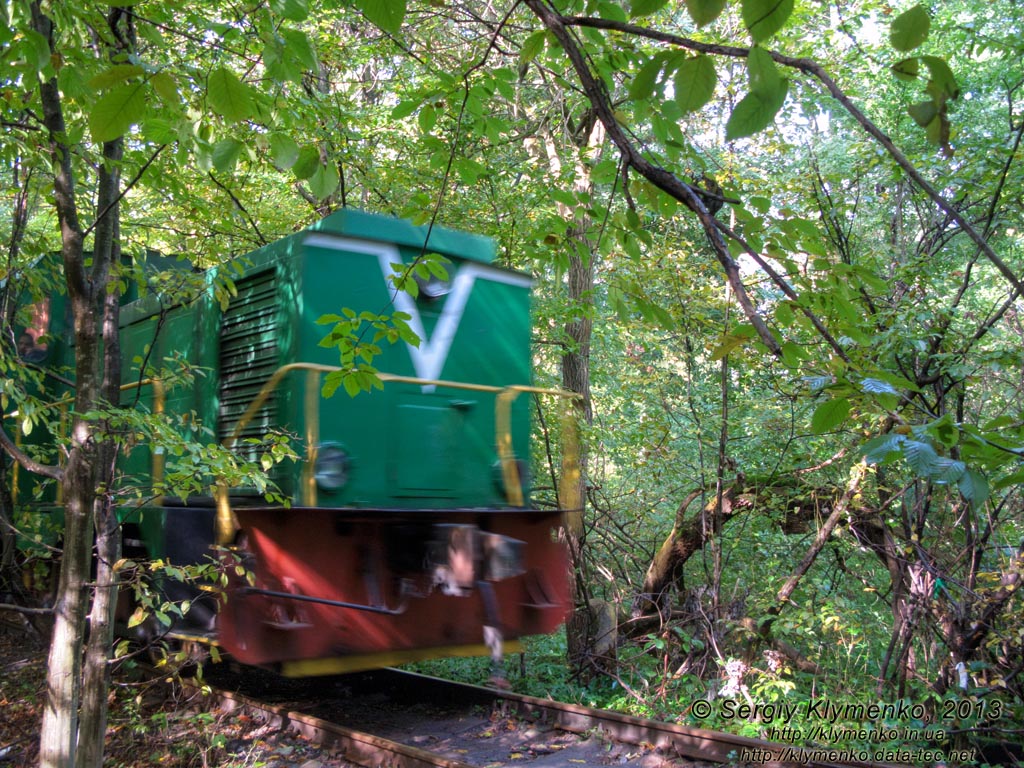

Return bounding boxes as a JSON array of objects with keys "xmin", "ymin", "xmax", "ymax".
[
  {"xmin": 0, "ymin": 602, "xmax": 54, "ymax": 616},
  {"xmin": 208, "ymin": 172, "xmax": 267, "ymax": 245},
  {"xmin": 523, "ymin": 0, "xmax": 783, "ymax": 357},
  {"xmin": 560, "ymin": 14, "xmax": 1024, "ymax": 297},
  {"xmin": 0, "ymin": 427, "xmax": 63, "ymax": 481},
  {"xmin": 714, "ymin": 219, "xmax": 852, "ymax": 364},
  {"xmin": 83, "ymin": 143, "xmax": 167, "ymax": 242}
]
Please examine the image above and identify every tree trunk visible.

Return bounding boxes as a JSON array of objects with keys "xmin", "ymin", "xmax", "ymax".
[
  {"xmin": 546, "ymin": 118, "xmax": 604, "ymax": 672},
  {"xmin": 32, "ymin": 4, "xmax": 128, "ymax": 765},
  {"xmin": 75, "ymin": 158, "xmax": 124, "ymax": 768},
  {"xmin": 634, "ymin": 485, "xmax": 749, "ymax": 617},
  {"xmin": 633, "ymin": 471, "xmax": 863, "ymax": 665},
  {"xmin": 76, "ymin": 514, "xmax": 120, "ymax": 768},
  {"xmin": 2, "ymin": 159, "xmax": 36, "ymax": 601},
  {"xmin": 39, "ymin": 452, "xmax": 94, "ymax": 767}
]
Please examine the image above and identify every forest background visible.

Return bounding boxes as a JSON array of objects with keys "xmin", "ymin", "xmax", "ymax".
[{"xmin": 1, "ymin": 0, "xmax": 1023, "ymax": 766}]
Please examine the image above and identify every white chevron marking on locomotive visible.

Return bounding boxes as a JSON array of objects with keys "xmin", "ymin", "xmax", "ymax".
[{"xmin": 304, "ymin": 234, "xmax": 531, "ymax": 382}]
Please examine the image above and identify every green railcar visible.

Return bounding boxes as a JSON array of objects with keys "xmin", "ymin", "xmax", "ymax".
[{"xmin": 13, "ymin": 210, "xmax": 576, "ymax": 676}]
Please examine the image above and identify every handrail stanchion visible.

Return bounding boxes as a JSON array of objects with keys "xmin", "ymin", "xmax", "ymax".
[
  {"xmin": 495, "ymin": 389, "xmax": 524, "ymax": 507},
  {"xmin": 302, "ymin": 369, "xmax": 321, "ymax": 507}
]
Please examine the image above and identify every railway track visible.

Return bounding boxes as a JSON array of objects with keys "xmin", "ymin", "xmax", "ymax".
[{"xmin": 194, "ymin": 666, "xmax": 895, "ymax": 768}]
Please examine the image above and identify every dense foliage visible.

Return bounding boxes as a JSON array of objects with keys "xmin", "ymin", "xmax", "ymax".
[{"xmin": 2, "ymin": 0, "xmax": 1023, "ymax": 765}]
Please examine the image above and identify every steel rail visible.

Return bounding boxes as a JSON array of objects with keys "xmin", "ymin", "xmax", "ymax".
[
  {"xmin": 211, "ymin": 687, "xmax": 476, "ymax": 768},
  {"xmin": 192, "ymin": 666, "xmax": 898, "ymax": 768},
  {"xmin": 374, "ymin": 668, "xmax": 894, "ymax": 768}
]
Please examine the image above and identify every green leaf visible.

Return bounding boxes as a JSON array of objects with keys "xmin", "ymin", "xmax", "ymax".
[
  {"xmin": 746, "ymin": 47, "xmax": 780, "ymax": 96},
  {"xmin": 673, "ymin": 54, "xmax": 716, "ymax": 114},
  {"xmin": 353, "ymin": 0, "xmax": 407, "ymax": 33},
  {"xmin": 281, "ymin": 29, "xmax": 318, "ymax": 71},
  {"xmin": 212, "ymin": 138, "xmax": 243, "ymax": 173},
  {"xmin": 631, "ymin": 0, "xmax": 669, "ymax": 17},
  {"xmin": 747, "ymin": 195, "xmax": 772, "ymax": 214},
  {"xmin": 924, "ymin": 109, "xmax": 949, "ymax": 149},
  {"xmin": 58, "ymin": 66, "xmax": 90, "ymax": 101},
  {"xmin": 150, "ymin": 72, "xmax": 180, "ymax": 106},
  {"xmin": 22, "ymin": 30, "xmax": 52, "ymax": 73},
  {"xmin": 891, "ymin": 57, "xmax": 921, "ymax": 82},
  {"xmin": 88, "ymin": 64, "xmax": 145, "ymax": 90},
  {"xmin": 269, "ymin": 133, "xmax": 299, "ymax": 169},
  {"xmin": 685, "ymin": 0, "xmax": 727, "ymax": 27},
  {"xmin": 860, "ymin": 378, "xmax": 899, "ymax": 396},
  {"xmin": 520, "ymin": 30, "xmax": 547, "ymax": 67},
  {"xmin": 264, "ymin": 36, "xmax": 301, "ymax": 85},
  {"xmin": 862, "ymin": 433, "xmax": 906, "ymax": 465},
  {"xmin": 711, "ymin": 325, "xmax": 756, "ymax": 360},
  {"xmin": 927, "ymin": 414, "xmax": 960, "ymax": 448},
  {"xmin": 418, "ymin": 104, "xmax": 437, "ymax": 133},
  {"xmin": 774, "ymin": 300, "xmax": 794, "ymax": 326},
  {"xmin": 725, "ymin": 79, "xmax": 789, "ymax": 140},
  {"xmin": 904, "ymin": 439, "xmax": 938, "ymax": 476},
  {"xmin": 890, "ymin": 4, "xmax": 930, "ymax": 52},
  {"xmin": 907, "ymin": 101, "xmax": 937, "ymax": 127},
  {"xmin": 630, "ymin": 55, "xmax": 666, "ymax": 101},
  {"xmin": 958, "ymin": 468, "xmax": 989, "ymax": 510},
  {"xmin": 322, "ymin": 371, "xmax": 342, "ymax": 398},
  {"xmin": 598, "ymin": 1, "xmax": 629, "ymax": 22},
  {"xmin": 89, "ymin": 82, "xmax": 148, "ymax": 142},
  {"xmin": 292, "ymin": 144, "xmax": 321, "ymax": 180},
  {"xmin": 269, "ymin": 0, "xmax": 309, "ymax": 21},
  {"xmin": 811, "ymin": 397, "xmax": 850, "ymax": 435},
  {"xmin": 343, "ymin": 373, "xmax": 361, "ymax": 397},
  {"xmin": 993, "ymin": 469, "xmax": 1024, "ymax": 491},
  {"xmin": 930, "ymin": 457, "xmax": 966, "ymax": 484},
  {"xmin": 454, "ymin": 157, "xmax": 487, "ymax": 184},
  {"xmin": 207, "ymin": 67, "xmax": 256, "ymax": 123},
  {"xmin": 140, "ymin": 118, "xmax": 175, "ymax": 143},
  {"xmin": 742, "ymin": 0, "xmax": 794, "ymax": 42},
  {"xmin": 309, "ymin": 161, "xmax": 340, "ymax": 200},
  {"xmin": 920, "ymin": 56, "xmax": 959, "ymax": 100}
]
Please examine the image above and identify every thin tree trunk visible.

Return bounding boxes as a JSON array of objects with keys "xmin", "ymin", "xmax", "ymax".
[
  {"xmin": 32, "ymin": 1, "xmax": 89, "ymax": 762},
  {"xmin": 76, "ymin": 515, "xmax": 120, "ymax": 768},
  {"xmin": 39, "ymin": 455, "xmax": 93, "ymax": 768},
  {"xmin": 76, "ymin": 150, "xmax": 124, "ymax": 767},
  {"xmin": 1, "ymin": 163, "xmax": 32, "ymax": 592},
  {"xmin": 542, "ymin": 116, "xmax": 604, "ymax": 671},
  {"xmin": 32, "ymin": 3, "xmax": 127, "ymax": 765}
]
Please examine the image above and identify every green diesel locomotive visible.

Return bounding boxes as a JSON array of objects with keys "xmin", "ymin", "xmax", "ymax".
[{"xmin": 12, "ymin": 209, "xmax": 577, "ymax": 677}]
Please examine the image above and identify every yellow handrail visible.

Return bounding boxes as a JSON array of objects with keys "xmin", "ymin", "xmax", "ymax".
[
  {"xmin": 119, "ymin": 378, "xmax": 166, "ymax": 506},
  {"xmin": 214, "ymin": 363, "xmax": 581, "ymax": 544}
]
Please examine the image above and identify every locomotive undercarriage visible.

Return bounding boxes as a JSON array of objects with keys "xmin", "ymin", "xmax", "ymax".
[{"xmin": 132, "ymin": 505, "xmax": 568, "ymax": 677}]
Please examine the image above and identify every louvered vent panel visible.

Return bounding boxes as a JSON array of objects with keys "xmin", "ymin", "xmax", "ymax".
[{"xmin": 218, "ymin": 271, "xmax": 278, "ymax": 461}]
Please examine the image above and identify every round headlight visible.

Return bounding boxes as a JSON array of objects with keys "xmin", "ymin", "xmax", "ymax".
[{"xmin": 314, "ymin": 444, "xmax": 350, "ymax": 492}]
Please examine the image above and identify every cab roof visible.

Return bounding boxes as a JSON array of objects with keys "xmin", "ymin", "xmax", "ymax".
[{"xmin": 309, "ymin": 209, "xmax": 495, "ymax": 264}]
